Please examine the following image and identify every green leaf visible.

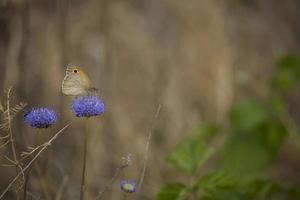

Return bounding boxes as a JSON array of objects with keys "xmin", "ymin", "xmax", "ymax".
[
  {"xmin": 194, "ymin": 171, "xmax": 243, "ymax": 200},
  {"xmin": 221, "ymin": 99, "xmax": 288, "ymax": 180},
  {"xmin": 270, "ymin": 96, "xmax": 286, "ymax": 116},
  {"xmin": 230, "ymin": 99, "xmax": 268, "ymax": 132},
  {"xmin": 272, "ymin": 54, "xmax": 300, "ymax": 92},
  {"xmin": 263, "ymin": 120, "xmax": 287, "ymax": 154},
  {"xmin": 167, "ymin": 124, "xmax": 220, "ymax": 174},
  {"xmin": 157, "ymin": 182, "xmax": 189, "ymax": 200},
  {"xmin": 196, "ymin": 171, "xmax": 237, "ymax": 189},
  {"xmin": 194, "ymin": 173, "xmax": 300, "ymax": 200},
  {"xmin": 220, "ymin": 134, "xmax": 271, "ymax": 179}
]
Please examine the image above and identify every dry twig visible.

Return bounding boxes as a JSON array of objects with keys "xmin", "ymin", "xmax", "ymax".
[{"xmin": 0, "ymin": 122, "xmax": 72, "ymax": 199}]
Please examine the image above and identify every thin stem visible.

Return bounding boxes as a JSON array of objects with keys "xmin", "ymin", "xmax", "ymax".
[
  {"xmin": 24, "ymin": 132, "xmax": 52, "ymax": 200},
  {"xmin": 36, "ymin": 162, "xmax": 52, "ymax": 199},
  {"xmin": 122, "ymin": 193, "xmax": 128, "ymax": 200},
  {"xmin": 55, "ymin": 176, "xmax": 69, "ymax": 200},
  {"xmin": 24, "ymin": 130, "xmax": 42, "ymax": 200},
  {"xmin": 80, "ymin": 118, "xmax": 89, "ymax": 200},
  {"xmin": 190, "ymin": 183, "xmax": 198, "ymax": 200},
  {"xmin": 138, "ymin": 104, "xmax": 161, "ymax": 191},
  {"xmin": 36, "ymin": 131, "xmax": 52, "ymax": 200}
]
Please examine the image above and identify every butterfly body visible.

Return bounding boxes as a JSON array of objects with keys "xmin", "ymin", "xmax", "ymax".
[{"xmin": 62, "ymin": 65, "xmax": 98, "ymax": 96}]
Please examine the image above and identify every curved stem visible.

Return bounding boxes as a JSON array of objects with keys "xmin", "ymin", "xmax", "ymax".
[{"xmin": 138, "ymin": 104, "xmax": 161, "ymax": 191}]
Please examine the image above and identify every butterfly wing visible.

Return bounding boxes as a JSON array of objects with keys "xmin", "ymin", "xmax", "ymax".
[{"xmin": 62, "ymin": 65, "xmax": 93, "ymax": 96}]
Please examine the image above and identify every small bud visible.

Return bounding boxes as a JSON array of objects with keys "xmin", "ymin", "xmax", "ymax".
[{"xmin": 120, "ymin": 180, "xmax": 137, "ymax": 193}]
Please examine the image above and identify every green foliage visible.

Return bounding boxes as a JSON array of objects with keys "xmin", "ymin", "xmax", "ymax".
[
  {"xmin": 167, "ymin": 124, "xmax": 220, "ymax": 174},
  {"xmin": 196, "ymin": 172, "xmax": 300, "ymax": 200},
  {"xmin": 230, "ymin": 99, "xmax": 267, "ymax": 132},
  {"xmin": 196, "ymin": 172, "xmax": 245, "ymax": 200},
  {"xmin": 157, "ymin": 182, "xmax": 189, "ymax": 200},
  {"xmin": 272, "ymin": 54, "xmax": 300, "ymax": 92},
  {"xmin": 195, "ymin": 171, "xmax": 238, "ymax": 198},
  {"xmin": 221, "ymin": 99, "xmax": 287, "ymax": 179},
  {"xmin": 157, "ymin": 54, "xmax": 300, "ymax": 200}
]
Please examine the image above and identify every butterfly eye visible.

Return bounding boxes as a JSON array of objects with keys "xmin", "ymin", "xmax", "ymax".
[{"xmin": 74, "ymin": 70, "xmax": 78, "ymax": 73}]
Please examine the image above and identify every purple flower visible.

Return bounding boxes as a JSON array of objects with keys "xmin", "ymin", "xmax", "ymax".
[
  {"xmin": 24, "ymin": 108, "xmax": 57, "ymax": 128},
  {"xmin": 72, "ymin": 96, "xmax": 105, "ymax": 117},
  {"xmin": 120, "ymin": 180, "xmax": 137, "ymax": 193}
]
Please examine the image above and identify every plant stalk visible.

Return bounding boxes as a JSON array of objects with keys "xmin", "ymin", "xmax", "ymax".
[{"xmin": 80, "ymin": 119, "xmax": 89, "ymax": 200}]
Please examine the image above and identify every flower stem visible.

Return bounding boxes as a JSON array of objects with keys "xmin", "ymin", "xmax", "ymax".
[
  {"xmin": 122, "ymin": 194, "xmax": 128, "ymax": 200},
  {"xmin": 24, "ymin": 130, "xmax": 51, "ymax": 200},
  {"xmin": 80, "ymin": 119, "xmax": 90, "ymax": 200}
]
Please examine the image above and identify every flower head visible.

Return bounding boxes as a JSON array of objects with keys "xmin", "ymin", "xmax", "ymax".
[
  {"xmin": 72, "ymin": 95, "xmax": 105, "ymax": 117},
  {"xmin": 120, "ymin": 180, "xmax": 137, "ymax": 193},
  {"xmin": 24, "ymin": 108, "xmax": 57, "ymax": 128}
]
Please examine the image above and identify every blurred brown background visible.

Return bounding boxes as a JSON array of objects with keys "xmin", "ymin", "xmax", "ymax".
[{"xmin": 0, "ymin": 0, "xmax": 300, "ymax": 199}]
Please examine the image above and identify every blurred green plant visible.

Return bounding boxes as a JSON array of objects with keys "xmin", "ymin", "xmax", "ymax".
[
  {"xmin": 167, "ymin": 124, "xmax": 220, "ymax": 175},
  {"xmin": 157, "ymin": 54, "xmax": 300, "ymax": 200},
  {"xmin": 272, "ymin": 54, "xmax": 300, "ymax": 92}
]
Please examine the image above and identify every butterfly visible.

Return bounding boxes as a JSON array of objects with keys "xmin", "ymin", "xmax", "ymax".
[{"xmin": 62, "ymin": 64, "xmax": 98, "ymax": 96}]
